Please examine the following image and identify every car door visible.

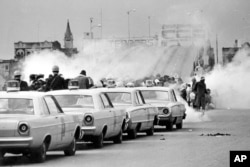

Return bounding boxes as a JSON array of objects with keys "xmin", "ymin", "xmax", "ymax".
[
  {"xmin": 170, "ymin": 90, "xmax": 181, "ymax": 117},
  {"xmin": 44, "ymin": 95, "xmax": 66, "ymax": 147},
  {"xmin": 133, "ymin": 91, "xmax": 149, "ymax": 130},
  {"xmin": 137, "ymin": 91, "xmax": 154, "ymax": 128},
  {"xmin": 99, "ymin": 93, "xmax": 116, "ymax": 138}
]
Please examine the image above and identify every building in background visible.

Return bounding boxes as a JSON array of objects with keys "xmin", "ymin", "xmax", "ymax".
[
  {"xmin": 0, "ymin": 59, "xmax": 19, "ymax": 90},
  {"xmin": 14, "ymin": 20, "xmax": 78, "ymax": 60},
  {"xmin": 160, "ymin": 24, "xmax": 207, "ymax": 47},
  {"xmin": 0, "ymin": 20, "xmax": 78, "ymax": 89},
  {"xmin": 61, "ymin": 20, "xmax": 78, "ymax": 56}
]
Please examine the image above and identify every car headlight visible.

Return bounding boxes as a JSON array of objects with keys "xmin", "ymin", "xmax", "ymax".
[{"xmin": 18, "ymin": 122, "xmax": 30, "ymax": 136}]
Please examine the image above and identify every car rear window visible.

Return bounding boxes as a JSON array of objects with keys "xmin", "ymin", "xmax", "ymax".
[
  {"xmin": 106, "ymin": 92, "xmax": 132, "ymax": 106},
  {"xmin": 54, "ymin": 95, "xmax": 94, "ymax": 108},
  {"xmin": 141, "ymin": 90, "xmax": 170, "ymax": 102},
  {"xmin": 0, "ymin": 98, "xmax": 34, "ymax": 115}
]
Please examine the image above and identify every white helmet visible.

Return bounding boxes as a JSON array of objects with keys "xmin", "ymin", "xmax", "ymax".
[
  {"xmin": 14, "ymin": 70, "xmax": 21, "ymax": 77},
  {"xmin": 52, "ymin": 65, "xmax": 59, "ymax": 72}
]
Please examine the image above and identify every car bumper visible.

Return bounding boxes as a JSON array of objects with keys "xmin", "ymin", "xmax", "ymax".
[
  {"xmin": 81, "ymin": 126, "xmax": 96, "ymax": 135},
  {"xmin": 0, "ymin": 137, "xmax": 33, "ymax": 148},
  {"xmin": 157, "ymin": 115, "xmax": 171, "ymax": 125}
]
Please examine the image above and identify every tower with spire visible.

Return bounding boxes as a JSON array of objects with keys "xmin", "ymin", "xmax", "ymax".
[{"xmin": 64, "ymin": 20, "xmax": 73, "ymax": 49}]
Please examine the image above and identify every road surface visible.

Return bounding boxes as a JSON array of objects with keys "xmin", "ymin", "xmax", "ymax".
[{"xmin": 2, "ymin": 109, "xmax": 250, "ymax": 167}]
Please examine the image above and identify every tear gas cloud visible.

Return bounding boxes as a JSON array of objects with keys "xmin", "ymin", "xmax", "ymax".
[
  {"xmin": 22, "ymin": 41, "xmax": 198, "ymax": 83},
  {"xmin": 21, "ymin": 41, "xmax": 207, "ymax": 123},
  {"xmin": 205, "ymin": 47, "xmax": 250, "ymax": 109}
]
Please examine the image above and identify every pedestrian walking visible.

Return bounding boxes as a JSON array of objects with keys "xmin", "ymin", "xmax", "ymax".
[
  {"xmin": 191, "ymin": 77, "xmax": 197, "ymax": 108},
  {"xmin": 186, "ymin": 84, "xmax": 192, "ymax": 106},
  {"xmin": 193, "ymin": 76, "xmax": 207, "ymax": 115},
  {"xmin": 180, "ymin": 83, "xmax": 187, "ymax": 102}
]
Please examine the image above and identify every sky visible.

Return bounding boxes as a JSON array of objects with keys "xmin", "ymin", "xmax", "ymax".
[{"xmin": 1, "ymin": 0, "xmax": 250, "ymax": 59}]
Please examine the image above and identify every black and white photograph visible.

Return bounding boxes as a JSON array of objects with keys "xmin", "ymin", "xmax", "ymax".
[{"xmin": 0, "ymin": 0, "xmax": 250, "ymax": 166}]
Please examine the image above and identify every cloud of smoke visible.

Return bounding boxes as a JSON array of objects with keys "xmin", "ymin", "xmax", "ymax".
[
  {"xmin": 21, "ymin": 40, "xmax": 210, "ymax": 122},
  {"xmin": 205, "ymin": 47, "xmax": 250, "ymax": 109},
  {"xmin": 21, "ymin": 40, "xmax": 199, "ymax": 84}
]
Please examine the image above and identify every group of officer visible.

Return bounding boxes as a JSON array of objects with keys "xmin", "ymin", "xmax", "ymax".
[{"xmin": 8, "ymin": 65, "xmax": 94, "ymax": 92}]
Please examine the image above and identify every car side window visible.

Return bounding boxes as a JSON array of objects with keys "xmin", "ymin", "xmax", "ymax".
[
  {"xmin": 100, "ymin": 94, "xmax": 112, "ymax": 108},
  {"xmin": 42, "ymin": 99, "xmax": 50, "ymax": 115},
  {"xmin": 172, "ymin": 90, "xmax": 177, "ymax": 102},
  {"xmin": 136, "ymin": 91, "xmax": 144, "ymax": 105},
  {"xmin": 135, "ymin": 92, "xmax": 139, "ymax": 105},
  {"xmin": 44, "ymin": 96, "xmax": 62, "ymax": 115}
]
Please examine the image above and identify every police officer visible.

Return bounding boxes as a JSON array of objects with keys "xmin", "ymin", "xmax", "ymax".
[
  {"xmin": 194, "ymin": 76, "xmax": 207, "ymax": 115},
  {"xmin": 45, "ymin": 65, "xmax": 65, "ymax": 91},
  {"xmin": 13, "ymin": 70, "xmax": 29, "ymax": 91},
  {"xmin": 75, "ymin": 70, "xmax": 90, "ymax": 89}
]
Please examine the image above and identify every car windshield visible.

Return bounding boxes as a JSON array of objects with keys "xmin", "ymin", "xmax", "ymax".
[
  {"xmin": 0, "ymin": 98, "xmax": 34, "ymax": 115},
  {"xmin": 141, "ymin": 90, "xmax": 170, "ymax": 102},
  {"xmin": 54, "ymin": 95, "xmax": 94, "ymax": 108},
  {"xmin": 106, "ymin": 92, "xmax": 132, "ymax": 106}
]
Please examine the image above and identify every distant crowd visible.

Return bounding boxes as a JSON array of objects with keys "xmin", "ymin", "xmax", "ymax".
[{"xmin": 3, "ymin": 65, "xmax": 215, "ymax": 112}]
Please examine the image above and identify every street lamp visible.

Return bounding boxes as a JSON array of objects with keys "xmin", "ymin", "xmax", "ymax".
[
  {"xmin": 148, "ymin": 16, "xmax": 151, "ymax": 38},
  {"xmin": 127, "ymin": 9, "xmax": 136, "ymax": 41},
  {"xmin": 89, "ymin": 17, "xmax": 102, "ymax": 39}
]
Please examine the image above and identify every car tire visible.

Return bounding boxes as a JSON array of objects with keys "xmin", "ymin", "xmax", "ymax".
[
  {"xmin": 31, "ymin": 142, "xmax": 47, "ymax": 163},
  {"xmin": 64, "ymin": 138, "xmax": 76, "ymax": 156},
  {"xmin": 113, "ymin": 129, "xmax": 123, "ymax": 144},
  {"xmin": 166, "ymin": 121, "xmax": 173, "ymax": 131},
  {"xmin": 128, "ymin": 128, "xmax": 137, "ymax": 139},
  {"xmin": 94, "ymin": 133, "xmax": 104, "ymax": 148},
  {"xmin": 176, "ymin": 119, "xmax": 183, "ymax": 129},
  {"xmin": 146, "ymin": 125, "xmax": 154, "ymax": 136}
]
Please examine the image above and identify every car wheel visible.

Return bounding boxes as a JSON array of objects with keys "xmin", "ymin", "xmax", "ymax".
[
  {"xmin": 94, "ymin": 133, "xmax": 104, "ymax": 148},
  {"xmin": 113, "ymin": 129, "xmax": 123, "ymax": 144},
  {"xmin": 128, "ymin": 128, "xmax": 137, "ymax": 139},
  {"xmin": 166, "ymin": 121, "xmax": 173, "ymax": 131},
  {"xmin": 146, "ymin": 125, "xmax": 154, "ymax": 136},
  {"xmin": 64, "ymin": 138, "xmax": 76, "ymax": 156},
  {"xmin": 31, "ymin": 142, "xmax": 47, "ymax": 163},
  {"xmin": 176, "ymin": 119, "xmax": 183, "ymax": 129}
]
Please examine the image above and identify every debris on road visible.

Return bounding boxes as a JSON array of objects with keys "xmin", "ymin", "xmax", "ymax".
[{"xmin": 200, "ymin": 133, "xmax": 231, "ymax": 137}]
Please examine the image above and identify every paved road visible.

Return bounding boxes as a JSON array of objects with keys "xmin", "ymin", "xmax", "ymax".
[{"xmin": 2, "ymin": 109, "xmax": 250, "ymax": 167}]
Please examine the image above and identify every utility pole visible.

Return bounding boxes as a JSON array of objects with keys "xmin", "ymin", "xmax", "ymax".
[
  {"xmin": 216, "ymin": 34, "xmax": 219, "ymax": 64},
  {"xmin": 100, "ymin": 9, "xmax": 103, "ymax": 39},
  {"xmin": 127, "ymin": 9, "xmax": 136, "ymax": 41},
  {"xmin": 90, "ymin": 17, "xmax": 93, "ymax": 39},
  {"xmin": 148, "ymin": 16, "xmax": 151, "ymax": 38}
]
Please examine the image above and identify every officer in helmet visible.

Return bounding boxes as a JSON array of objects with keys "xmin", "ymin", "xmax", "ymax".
[
  {"xmin": 45, "ymin": 65, "xmax": 65, "ymax": 91},
  {"xmin": 13, "ymin": 70, "xmax": 29, "ymax": 91}
]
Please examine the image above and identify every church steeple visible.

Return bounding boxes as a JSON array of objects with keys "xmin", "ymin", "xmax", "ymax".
[{"xmin": 64, "ymin": 20, "xmax": 73, "ymax": 49}]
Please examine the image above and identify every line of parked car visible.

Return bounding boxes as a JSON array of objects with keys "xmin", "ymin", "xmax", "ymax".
[{"xmin": 0, "ymin": 80, "xmax": 186, "ymax": 163}]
